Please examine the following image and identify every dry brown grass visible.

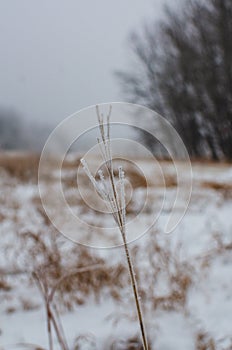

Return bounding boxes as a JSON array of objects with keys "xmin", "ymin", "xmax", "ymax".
[
  {"xmin": 62, "ymin": 156, "xmax": 81, "ymax": 170},
  {"xmin": 0, "ymin": 276, "xmax": 12, "ymax": 291},
  {"xmin": 0, "ymin": 212, "xmax": 6, "ymax": 222},
  {"xmin": 163, "ymin": 174, "xmax": 177, "ymax": 187},
  {"xmin": 73, "ymin": 334, "xmax": 96, "ymax": 350},
  {"xmin": 2, "ymin": 153, "xmax": 231, "ymax": 349},
  {"xmin": 61, "ymin": 156, "xmax": 81, "ymax": 188},
  {"xmin": 126, "ymin": 168, "xmax": 147, "ymax": 188},
  {"xmin": 201, "ymin": 181, "xmax": 232, "ymax": 199},
  {"xmin": 15, "ymin": 228, "xmax": 126, "ymax": 310},
  {"xmin": 133, "ymin": 231, "xmax": 194, "ymax": 313},
  {"xmin": 195, "ymin": 332, "xmax": 216, "ymax": 350},
  {"xmin": 6, "ymin": 225, "xmax": 127, "ymax": 349},
  {"xmin": 0, "ymin": 152, "xmax": 81, "ymax": 184},
  {"xmin": 0, "ymin": 152, "xmax": 40, "ymax": 182},
  {"xmin": 202, "ymin": 181, "xmax": 232, "ymax": 191},
  {"xmin": 22, "ymin": 199, "xmax": 127, "ymax": 309},
  {"xmin": 109, "ymin": 335, "xmax": 150, "ymax": 350}
]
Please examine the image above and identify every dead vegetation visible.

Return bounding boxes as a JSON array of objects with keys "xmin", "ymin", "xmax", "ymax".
[
  {"xmin": 131, "ymin": 231, "xmax": 194, "ymax": 313},
  {"xmin": 124, "ymin": 168, "xmax": 147, "ymax": 188},
  {"xmin": 0, "ymin": 152, "xmax": 80, "ymax": 184},
  {"xmin": 0, "ymin": 152, "xmax": 40, "ymax": 182},
  {"xmin": 163, "ymin": 174, "xmax": 177, "ymax": 187},
  {"xmin": 1, "ymin": 203, "xmax": 228, "ymax": 349},
  {"xmin": 1, "ymin": 223, "xmax": 229, "ymax": 349},
  {"xmin": 109, "ymin": 335, "xmax": 149, "ymax": 350},
  {"xmin": 0, "ymin": 276, "xmax": 11, "ymax": 291},
  {"xmin": 15, "ymin": 229, "xmax": 126, "ymax": 310},
  {"xmin": 201, "ymin": 180, "xmax": 232, "ymax": 199},
  {"xmin": 195, "ymin": 332, "xmax": 216, "ymax": 350},
  {"xmin": 1, "ymin": 152, "xmax": 232, "ymax": 349}
]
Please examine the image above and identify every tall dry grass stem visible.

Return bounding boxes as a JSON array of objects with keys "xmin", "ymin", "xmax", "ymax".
[
  {"xmin": 33, "ymin": 264, "xmax": 103, "ymax": 350},
  {"xmin": 81, "ymin": 105, "xmax": 149, "ymax": 350}
]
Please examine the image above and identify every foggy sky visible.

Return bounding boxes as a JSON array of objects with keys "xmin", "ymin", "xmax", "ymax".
[{"xmin": 0, "ymin": 0, "xmax": 177, "ymax": 125}]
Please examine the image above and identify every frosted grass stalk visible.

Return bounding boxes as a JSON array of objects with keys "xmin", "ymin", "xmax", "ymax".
[{"xmin": 81, "ymin": 106, "xmax": 149, "ymax": 350}]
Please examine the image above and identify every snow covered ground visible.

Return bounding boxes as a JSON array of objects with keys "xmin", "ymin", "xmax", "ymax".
[{"xmin": 0, "ymin": 154, "xmax": 232, "ymax": 349}]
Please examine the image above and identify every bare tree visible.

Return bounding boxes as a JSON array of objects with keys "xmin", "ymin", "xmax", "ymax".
[{"xmin": 116, "ymin": 0, "xmax": 232, "ymax": 160}]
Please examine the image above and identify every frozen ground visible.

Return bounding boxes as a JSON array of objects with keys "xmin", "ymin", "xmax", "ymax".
[{"xmin": 0, "ymin": 155, "xmax": 232, "ymax": 349}]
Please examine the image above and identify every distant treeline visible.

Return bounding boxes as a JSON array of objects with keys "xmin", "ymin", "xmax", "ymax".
[
  {"xmin": 0, "ymin": 107, "xmax": 51, "ymax": 152},
  {"xmin": 117, "ymin": 0, "xmax": 232, "ymax": 160}
]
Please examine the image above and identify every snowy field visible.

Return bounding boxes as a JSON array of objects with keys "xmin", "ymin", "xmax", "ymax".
[{"xmin": 0, "ymin": 153, "xmax": 232, "ymax": 349}]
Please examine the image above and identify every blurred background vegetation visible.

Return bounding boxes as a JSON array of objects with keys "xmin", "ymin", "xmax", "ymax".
[
  {"xmin": 1, "ymin": 0, "xmax": 232, "ymax": 160},
  {"xmin": 117, "ymin": 0, "xmax": 232, "ymax": 160}
]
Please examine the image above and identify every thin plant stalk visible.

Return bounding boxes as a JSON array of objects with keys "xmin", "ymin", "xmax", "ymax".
[
  {"xmin": 33, "ymin": 264, "xmax": 104, "ymax": 350},
  {"xmin": 33, "ymin": 272, "xmax": 68, "ymax": 350},
  {"xmin": 81, "ymin": 106, "xmax": 149, "ymax": 350}
]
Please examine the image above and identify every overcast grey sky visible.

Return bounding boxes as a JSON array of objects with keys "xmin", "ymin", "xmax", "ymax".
[{"xmin": 0, "ymin": 0, "xmax": 177, "ymax": 124}]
